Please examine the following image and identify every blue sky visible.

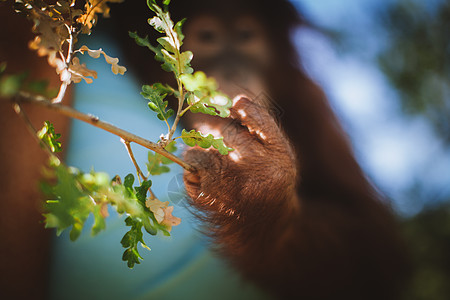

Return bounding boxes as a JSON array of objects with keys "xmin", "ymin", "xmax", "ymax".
[{"xmin": 290, "ymin": 0, "xmax": 450, "ymax": 216}]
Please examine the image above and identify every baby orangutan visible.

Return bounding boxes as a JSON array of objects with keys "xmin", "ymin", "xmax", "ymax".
[{"xmin": 111, "ymin": 0, "xmax": 410, "ymax": 299}]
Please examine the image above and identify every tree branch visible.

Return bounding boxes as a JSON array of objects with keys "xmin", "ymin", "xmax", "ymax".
[
  {"xmin": 166, "ymin": 78, "xmax": 184, "ymax": 143},
  {"xmin": 12, "ymin": 92, "xmax": 196, "ymax": 173}
]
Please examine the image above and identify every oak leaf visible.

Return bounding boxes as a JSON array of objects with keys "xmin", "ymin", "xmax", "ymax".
[
  {"xmin": 69, "ymin": 57, "xmax": 97, "ymax": 84},
  {"xmin": 145, "ymin": 198, "xmax": 169, "ymax": 223},
  {"xmin": 78, "ymin": 45, "xmax": 127, "ymax": 75},
  {"xmin": 181, "ymin": 129, "xmax": 234, "ymax": 155},
  {"xmin": 160, "ymin": 206, "xmax": 181, "ymax": 232},
  {"xmin": 28, "ymin": 8, "xmax": 68, "ymax": 56},
  {"xmin": 144, "ymin": 198, "xmax": 181, "ymax": 231},
  {"xmin": 78, "ymin": 0, "xmax": 124, "ymax": 34},
  {"xmin": 23, "ymin": 2, "xmax": 69, "ymax": 82}
]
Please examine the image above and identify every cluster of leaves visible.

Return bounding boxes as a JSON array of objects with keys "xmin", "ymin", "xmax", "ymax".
[
  {"xmin": 41, "ymin": 156, "xmax": 179, "ymax": 268},
  {"xmin": 38, "ymin": 124, "xmax": 181, "ymax": 268},
  {"xmin": 37, "ymin": 121, "xmax": 62, "ymax": 152},
  {"xmin": 8, "ymin": 0, "xmax": 235, "ymax": 269},
  {"xmin": 146, "ymin": 141, "xmax": 176, "ymax": 175},
  {"xmin": 130, "ymin": 0, "xmax": 233, "ymax": 150},
  {"xmin": 12, "ymin": 0, "xmax": 126, "ymax": 88},
  {"xmin": 77, "ymin": 0, "xmax": 123, "ymax": 34},
  {"xmin": 180, "ymin": 71, "xmax": 232, "ymax": 118},
  {"xmin": 141, "ymin": 83, "xmax": 175, "ymax": 124}
]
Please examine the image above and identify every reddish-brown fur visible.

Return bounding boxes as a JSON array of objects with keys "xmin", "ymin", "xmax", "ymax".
[
  {"xmin": 111, "ymin": 1, "xmax": 410, "ymax": 298},
  {"xmin": 0, "ymin": 1, "xmax": 409, "ymax": 299}
]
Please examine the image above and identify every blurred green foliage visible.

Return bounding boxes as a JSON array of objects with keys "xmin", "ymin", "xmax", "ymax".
[
  {"xmin": 0, "ymin": 62, "xmax": 57, "ymax": 98},
  {"xmin": 400, "ymin": 202, "xmax": 450, "ymax": 300},
  {"xmin": 378, "ymin": 2, "xmax": 450, "ymax": 297},
  {"xmin": 377, "ymin": 0, "xmax": 449, "ymax": 142},
  {"xmin": 330, "ymin": 1, "xmax": 450, "ymax": 298}
]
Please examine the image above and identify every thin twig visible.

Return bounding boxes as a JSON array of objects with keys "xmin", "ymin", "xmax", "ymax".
[
  {"xmin": 65, "ymin": 24, "xmax": 75, "ymax": 65},
  {"xmin": 178, "ymin": 94, "xmax": 208, "ymax": 117},
  {"xmin": 12, "ymin": 92, "xmax": 196, "ymax": 173},
  {"xmin": 121, "ymin": 139, "xmax": 157, "ymax": 200},
  {"xmin": 53, "ymin": 82, "xmax": 68, "ymax": 104},
  {"xmin": 179, "ymin": 103, "xmax": 193, "ymax": 117},
  {"xmin": 53, "ymin": 24, "xmax": 75, "ymax": 104},
  {"xmin": 166, "ymin": 78, "xmax": 184, "ymax": 142},
  {"xmin": 121, "ymin": 139, "xmax": 147, "ymax": 182},
  {"xmin": 147, "ymin": 186, "xmax": 157, "ymax": 200},
  {"xmin": 12, "ymin": 102, "xmax": 57, "ymax": 159},
  {"xmin": 163, "ymin": 118, "xmax": 171, "ymax": 134}
]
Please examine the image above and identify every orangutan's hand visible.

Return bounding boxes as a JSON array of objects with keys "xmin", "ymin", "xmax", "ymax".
[{"xmin": 183, "ymin": 96, "xmax": 298, "ymax": 219}]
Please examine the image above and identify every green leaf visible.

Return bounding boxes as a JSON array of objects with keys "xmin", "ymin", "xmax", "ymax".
[
  {"xmin": 0, "ymin": 72, "xmax": 27, "ymax": 97},
  {"xmin": 174, "ymin": 18, "xmax": 186, "ymax": 45},
  {"xmin": 181, "ymin": 129, "xmax": 234, "ymax": 155},
  {"xmin": 141, "ymin": 84, "xmax": 175, "ymax": 121},
  {"xmin": 41, "ymin": 160, "xmax": 174, "ymax": 268},
  {"xmin": 164, "ymin": 141, "xmax": 177, "ymax": 154},
  {"xmin": 128, "ymin": 31, "xmax": 154, "ymax": 51},
  {"xmin": 42, "ymin": 164, "xmax": 93, "ymax": 239},
  {"xmin": 146, "ymin": 0, "xmax": 157, "ymax": 12},
  {"xmin": 42, "ymin": 163, "xmax": 114, "ymax": 241},
  {"xmin": 180, "ymin": 71, "xmax": 217, "ymax": 92},
  {"xmin": 79, "ymin": 170, "xmax": 110, "ymax": 192},
  {"xmin": 152, "ymin": 82, "xmax": 177, "ymax": 96},
  {"xmin": 123, "ymin": 173, "xmax": 135, "ymax": 196},
  {"xmin": 42, "ymin": 163, "xmax": 147, "ymax": 240},
  {"xmin": 179, "ymin": 51, "xmax": 194, "ymax": 75},
  {"xmin": 135, "ymin": 180, "xmax": 152, "ymax": 206},
  {"xmin": 37, "ymin": 121, "xmax": 62, "ymax": 153},
  {"xmin": 128, "ymin": 31, "xmax": 166, "ymax": 63},
  {"xmin": 142, "ymin": 217, "xmax": 157, "ymax": 235},
  {"xmin": 188, "ymin": 92, "xmax": 232, "ymax": 118},
  {"xmin": 180, "ymin": 72, "xmax": 231, "ymax": 117},
  {"xmin": 148, "ymin": 212, "xmax": 171, "ymax": 236},
  {"xmin": 25, "ymin": 79, "xmax": 56, "ymax": 97},
  {"xmin": 159, "ymin": 48, "xmax": 178, "ymax": 73},
  {"xmin": 0, "ymin": 62, "xmax": 7, "ymax": 74},
  {"xmin": 147, "ymin": 4, "xmax": 175, "ymax": 37},
  {"xmin": 122, "ymin": 248, "xmax": 143, "ymax": 269},
  {"xmin": 145, "ymin": 2, "xmax": 192, "ymax": 76},
  {"xmin": 146, "ymin": 141, "xmax": 176, "ymax": 175},
  {"xmin": 147, "ymin": 152, "xmax": 171, "ymax": 175},
  {"xmin": 0, "ymin": 65, "xmax": 56, "ymax": 98},
  {"xmin": 157, "ymin": 36, "xmax": 177, "ymax": 54},
  {"xmin": 91, "ymin": 204, "xmax": 107, "ymax": 236},
  {"xmin": 108, "ymin": 174, "xmax": 146, "ymax": 217},
  {"xmin": 121, "ymin": 216, "xmax": 147, "ymax": 269}
]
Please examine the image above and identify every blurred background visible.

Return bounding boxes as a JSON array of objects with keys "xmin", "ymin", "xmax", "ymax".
[
  {"xmin": 292, "ymin": 0, "xmax": 449, "ymax": 298},
  {"xmin": 1, "ymin": 0, "xmax": 448, "ymax": 299}
]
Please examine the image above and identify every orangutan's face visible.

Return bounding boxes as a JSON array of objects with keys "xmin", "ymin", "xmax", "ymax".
[{"xmin": 183, "ymin": 14, "xmax": 273, "ymax": 98}]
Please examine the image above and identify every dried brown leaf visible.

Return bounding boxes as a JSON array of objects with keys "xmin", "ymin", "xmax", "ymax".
[
  {"xmin": 28, "ymin": 8, "xmax": 68, "ymax": 56},
  {"xmin": 78, "ymin": 45, "xmax": 127, "ymax": 75},
  {"xmin": 161, "ymin": 206, "xmax": 181, "ymax": 232},
  {"xmin": 69, "ymin": 57, "xmax": 97, "ymax": 84},
  {"xmin": 77, "ymin": 0, "xmax": 124, "ymax": 34},
  {"xmin": 145, "ymin": 198, "xmax": 169, "ymax": 224}
]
